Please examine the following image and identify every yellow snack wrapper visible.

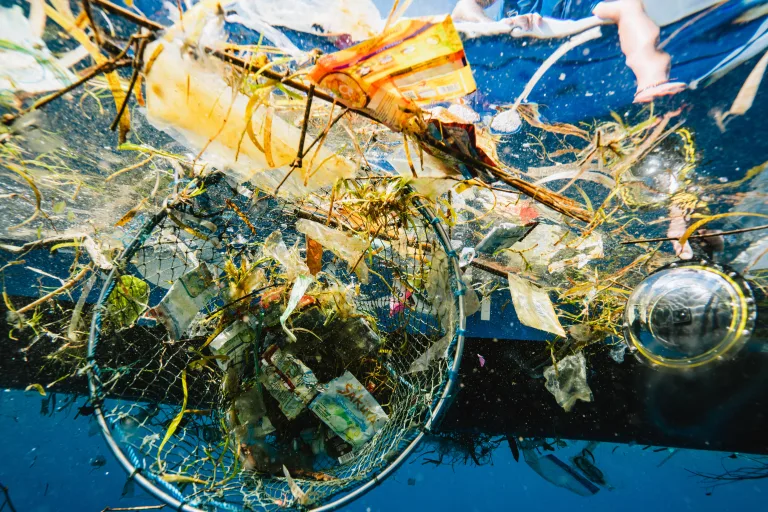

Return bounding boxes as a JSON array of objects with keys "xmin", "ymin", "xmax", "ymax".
[{"xmin": 309, "ymin": 15, "xmax": 476, "ymax": 132}]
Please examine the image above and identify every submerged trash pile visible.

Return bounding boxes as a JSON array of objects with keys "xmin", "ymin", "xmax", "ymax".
[{"xmin": 1, "ymin": 0, "xmax": 767, "ymax": 509}]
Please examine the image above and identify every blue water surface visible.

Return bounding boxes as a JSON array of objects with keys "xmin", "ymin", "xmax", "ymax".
[{"xmin": 1, "ymin": 387, "xmax": 766, "ymax": 512}]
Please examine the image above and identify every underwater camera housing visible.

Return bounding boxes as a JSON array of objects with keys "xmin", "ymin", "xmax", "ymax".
[{"xmin": 623, "ymin": 261, "xmax": 757, "ymax": 370}]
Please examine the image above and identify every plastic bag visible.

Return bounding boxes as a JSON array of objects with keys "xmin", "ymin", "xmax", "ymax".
[
  {"xmin": 507, "ymin": 273, "xmax": 566, "ymax": 337},
  {"xmin": 407, "ymin": 332, "xmax": 452, "ymax": 374},
  {"xmin": 295, "ymin": 219, "xmax": 370, "ymax": 283},
  {"xmin": 461, "ymin": 276, "xmax": 481, "ymax": 317},
  {"xmin": 143, "ymin": 36, "xmax": 355, "ymax": 197},
  {"xmin": 543, "ymin": 352, "xmax": 594, "ymax": 412},
  {"xmin": 408, "ymin": 248, "xmax": 462, "ymax": 373},
  {"xmin": 309, "ymin": 371, "xmax": 388, "ymax": 449},
  {"xmin": 426, "ymin": 249, "xmax": 455, "ymax": 330}
]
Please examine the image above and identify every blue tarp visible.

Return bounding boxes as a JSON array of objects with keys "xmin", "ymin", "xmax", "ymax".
[{"xmin": 125, "ymin": 0, "xmax": 767, "ymax": 122}]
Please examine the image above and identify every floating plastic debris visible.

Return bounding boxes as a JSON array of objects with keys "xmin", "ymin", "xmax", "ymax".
[
  {"xmin": 543, "ymin": 352, "xmax": 594, "ymax": 412},
  {"xmin": 507, "ymin": 273, "xmax": 566, "ymax": 337},
  {"xmin": 309, "ymin": 15, "xmax": 476, "ymax": 132},
  {"xmin": 296, "ymin": 218, "xmax": 370, "ymax": 283},
  {"xmin": 209, "ymin": 318, "xmax": 259, "ymax": 371},
  {"xmin": 521, "ymin": 445, "xmax": 600, "ymax": 496},
  {"xmin": 0, "ymin": 5, "xmax": 74, "ymax": 97},
  {"xmin": 475, "ymin": 222, "xmax": 537, "ymax": 255},
  {"xmin": 143, "ymin": 29, "xmax": 355, "ymax": 196},
  {"xmin": 147, "ymin": 263, "xmax": 216, "ymax": 340},
  {"xmin": 261, "ymin": 345, "xmax": 319, "ymax": 420},
  {"xmin": 310, "ymin": 371, "xmax": 389, "ymax": 449}
]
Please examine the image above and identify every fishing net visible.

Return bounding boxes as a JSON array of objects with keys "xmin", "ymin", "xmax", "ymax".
[
  {"xmin": 2, "ymin": 1, "xmax": 768, "ymax": 507},
  {"xmin": 86, "ymin": 172, "xmax": 466, "ymax": 511}
]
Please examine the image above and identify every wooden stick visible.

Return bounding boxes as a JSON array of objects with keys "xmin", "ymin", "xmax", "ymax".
[
  {"xmin": 2, "ymin": 58, "xmax": 132, "ymax": 126},
  {"xmin": 91, "ymin": 0, "xmax": 165, "ymax": 31},
  {"xmin": 82, "ymin": 0, "xmax": 103, "ymax": 46},
  {"xmin": 293, "ymin": 84, "xmax": 315, "ymax": 170},
  {"xmin": 14, "ymin": 266, "xmax": 92, "ymax": 315},
  {"xmin": 470, "ymin": 257, "xmax": 517, "ymax": 279},
  {"xmin": 110, "ymin": 38, "xmax": 148, "ymax": 136},
  {"xmin": 620, "ymin": 223, "xmax": 768, "ymax": 245}
]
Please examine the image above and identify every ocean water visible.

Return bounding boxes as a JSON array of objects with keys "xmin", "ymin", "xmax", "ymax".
[
  {"xmin": 1, "ymin": 387, "xmax": 765, "ymax": 512},
  {"xmin": 2, "ymin": 0, "xmax": 768, "ymax": 511}
]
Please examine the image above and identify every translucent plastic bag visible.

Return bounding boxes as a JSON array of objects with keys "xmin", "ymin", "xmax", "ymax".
[
  {"xmin": 295, "ymin": 219, "xmax": 370, "ymax": 283},
  {"xmin": 543, "ymin": 352, "xmax": 594, "ymax": 412}
]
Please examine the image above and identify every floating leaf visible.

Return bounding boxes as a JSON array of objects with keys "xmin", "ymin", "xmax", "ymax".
[
  {"xmin": 52, "ymin": 201, "xmax": 66, "ymax": 214},
  {"xmin": 157, "ymin": 369, "xmax": 188, "ymax": 471},
  {"xmin": 106, "ymin": 275, "xmax": 149, "ymax": 329},
  {"xmin": 25, "ymin": 383, "xmax": 46, "ymax": 396},
  {"xmin": 306, "ymin": 236, "xmax": 323, "ymax": 275}
]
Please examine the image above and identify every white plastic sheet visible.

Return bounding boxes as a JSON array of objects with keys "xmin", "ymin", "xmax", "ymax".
[
  {"xmin": 507, "ymin": 273, "xmax": 566, "ymax": 337},
  {"xmin": 295, "ymin": 219, "xmax": 370, "ymax": 283},
  {"xmin": 0, "ymin": 5, "xmax": 74, "ymax": 96}
]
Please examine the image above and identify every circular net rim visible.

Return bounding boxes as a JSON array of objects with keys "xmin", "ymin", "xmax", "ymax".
[{"xmin": 85, "ymin": 176, "xmax": 467, "ymax": 512}]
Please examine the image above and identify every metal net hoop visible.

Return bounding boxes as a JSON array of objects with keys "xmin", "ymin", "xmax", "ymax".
[{"xmin": 86, "ymin": 173, "xmax": 466, "ymax": 511}]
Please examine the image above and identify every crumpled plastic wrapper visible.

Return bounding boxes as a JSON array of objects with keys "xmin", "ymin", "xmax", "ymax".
[
  {"xmin": 543, "ymin": 352, "xmax": 594, "ymax": 412},
  {"xmin": 262, "ymin": 230, "xmax": 309, "ymax": 280},
  {"xmin": 295, "ymin": 219, "xmax": 369, "ymax": 283}
]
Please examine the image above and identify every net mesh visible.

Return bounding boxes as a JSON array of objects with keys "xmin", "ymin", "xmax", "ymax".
[{"xmin": 87, "ymin": 173, "xmax": 464, "ymax": 510}]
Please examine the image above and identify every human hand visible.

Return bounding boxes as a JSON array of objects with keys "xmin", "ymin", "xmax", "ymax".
[{"xmin": 502, "ymin": 13, "xmax": 544, "ymax": 34}]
